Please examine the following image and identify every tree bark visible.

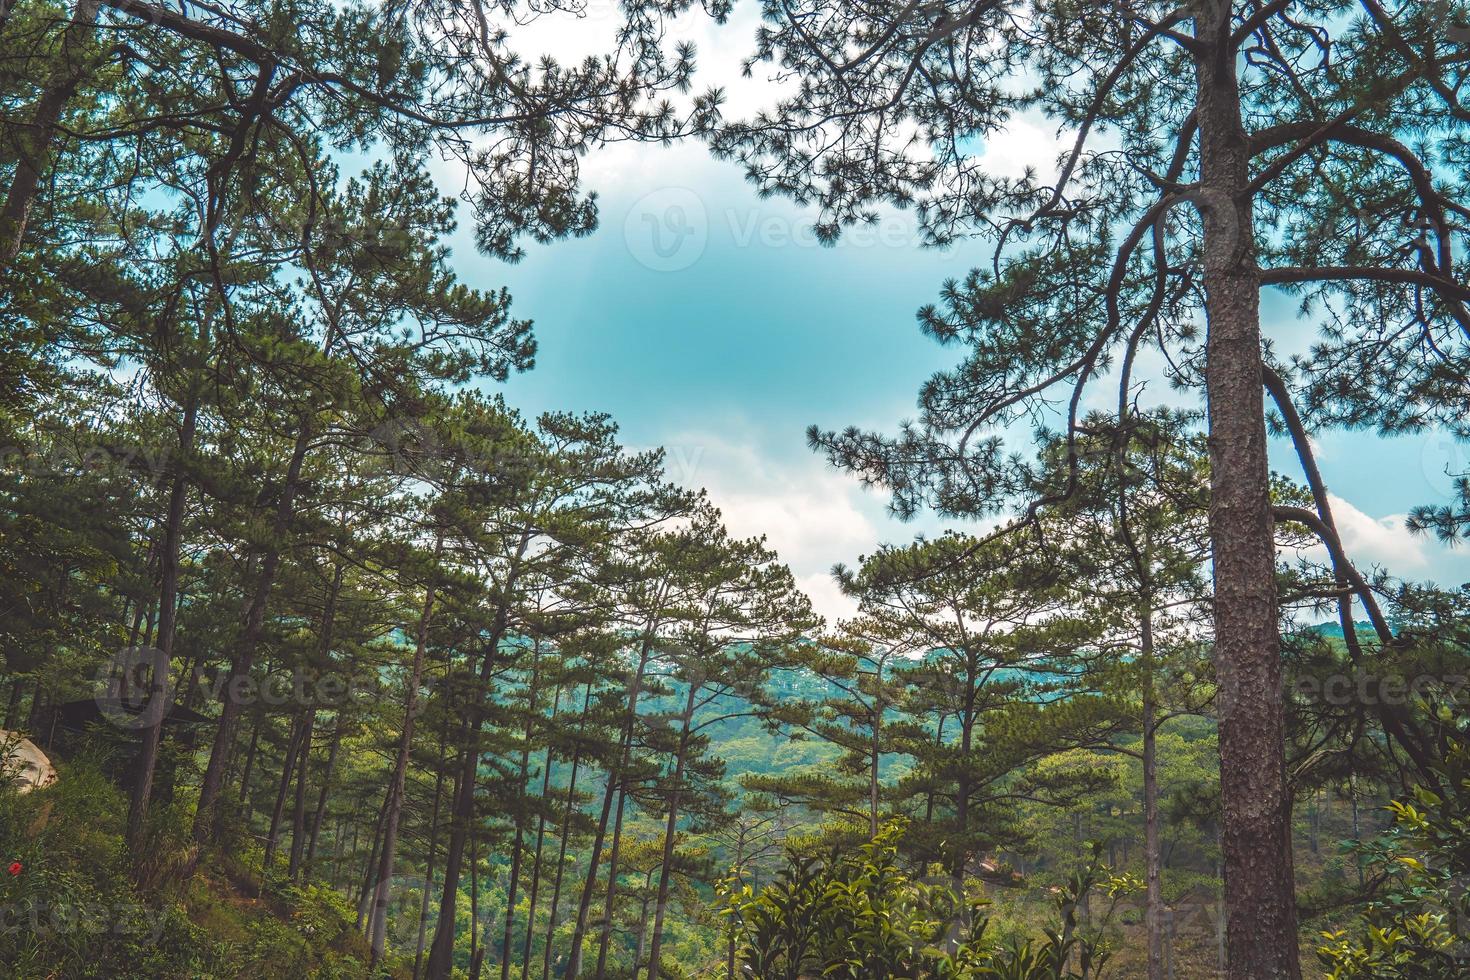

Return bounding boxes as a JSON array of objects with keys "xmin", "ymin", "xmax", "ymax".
[{"xmin": 1195, "ymin": 3, "xmax": 1301, "ymax": 976}]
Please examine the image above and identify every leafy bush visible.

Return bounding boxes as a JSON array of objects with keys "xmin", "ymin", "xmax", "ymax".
[
  {"xmin": 719, "ymin": 818, "xmax": 1133, "ymax": 979},
  {"xmin": 1317, "ymin": 731, "xmax": 1470, "ymax": 978}
]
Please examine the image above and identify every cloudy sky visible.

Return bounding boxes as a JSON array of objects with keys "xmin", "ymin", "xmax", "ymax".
[{"xmin": 443, "ymin": 4, "xmax": 1470, "ymax": 623}]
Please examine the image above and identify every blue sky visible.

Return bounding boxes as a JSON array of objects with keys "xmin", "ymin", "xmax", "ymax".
[{"xmin": 437, "ymin": 8, "xmax": 1470, "ymax": 621}]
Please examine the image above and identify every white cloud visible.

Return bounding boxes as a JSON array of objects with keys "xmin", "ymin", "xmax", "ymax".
[
  {"xmin": 1322, "ymin": 494, "xmax": 1430, "ymax": 574},
  {"xmin": 972, "ymin": 112, "xmax": 1072, "ymax": 183},
  {"xmin": 1285, "ymin": 493, "xmax": 1432, "ymax": 577},
  {"xmin": 655, "ymin": 427, "xmax": 894, "ymax": 624}
]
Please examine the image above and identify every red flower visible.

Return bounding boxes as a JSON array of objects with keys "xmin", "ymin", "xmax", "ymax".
[{"xmin": 6, "ymin": 862, "xmax": 20, "ymax": 876}]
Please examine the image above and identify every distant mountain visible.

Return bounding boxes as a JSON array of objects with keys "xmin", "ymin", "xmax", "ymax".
[{"xmin": 1299, "ymin": 619, "xmax": 1386, "ymax": 640}]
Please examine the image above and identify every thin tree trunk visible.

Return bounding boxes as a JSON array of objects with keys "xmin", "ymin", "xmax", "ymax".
[
  {"xmin": 3, "ymin": 679, "xmax": 22, "ymax": 730},
  {"xmin": 565, "ymin": 641, "xmax": 652, "ymax": 979},
  {"xmin": 543, "ymin": 685, "xmax": 592, "ymax": 980},
  {"xmin": 632, "ymin": 891, "xmax": 652, "ymax": 976},
  {"xmin": 644, "ymin": 681, "xmax": 699, "ymax": 980},
  {"xmin": 500, "ymin": 641, "xmax": 545, "ymax": 980},
  {"xmin": 306, "ymin": 714, "xmax": 344, "ymax": 869},
  {"xmin": 0, "ymin": 0, "xmax": 100, "ymax": 263},
  {"xmin": 286, "ymin": 708, "xmax": 317, "ymax": 878},
  {"xmin": 264, "ymin": 712, "xmax": 307, "ymax": 871},
  {"xmin": 127, "ymin": 364, "xmax": 203, "ymax": 848},
  {"xmin": 425, "ymin": 537, "xmax": 529, "ymax": 979},
  {"xmin": 369, "ymin": 533, "xmax": 444, "ymax": 966},
  {"xmin": 293, "ymin": 561, "xmax": 344, "ymax": 879},
  {"xmin": 521, "ymin": 682, "xmax": 562, "ymax": 974},
  {"xmin": 869, "ymin": 682, "xmax": 882, "ymax": 840},
  {"xmin": 592, "ymin": 765, "xmax": 634, "ymax": 975},
  {"xmin": 1142, "ymin": 603, "xmax": 1164, "ymax": 980},
  {"xmin": 357, "ymin": 791, "xmax": 390, "ymax": 930},
  {"xmin": 416, "ymin": 712, "xmax": 453, "ymax": 978},
  {"xmin": 237, "ymin": 711, "xmax": 262, "ymax": 807},
  {"xmin": 193, "ymin": 422, "xmax": 313, "ymax": 848},
  {"xmin": 1194, "ymin": 3, "xmax": 1300, "ymax": 976},
  {"xmin": 469, "ymin": 832, "xmax": 482, "ymax": 980}
]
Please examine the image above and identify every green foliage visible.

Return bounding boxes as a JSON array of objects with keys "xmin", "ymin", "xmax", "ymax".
[
  {"xmin": 1316, "ymin": 733, "xmax": 1470, "ymax": 979},
  {"xmin": 0, "ymin": 768, "xmax": 373, "ymax": 979},
  {"xmin": 720, "ymin": 819, "xmax": 1134, "ymax": 979}
]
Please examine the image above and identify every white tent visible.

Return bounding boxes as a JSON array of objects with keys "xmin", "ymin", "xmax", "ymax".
[{"xmin": 1, "ymin": 730, "xmax": 57, "ymax": 793}]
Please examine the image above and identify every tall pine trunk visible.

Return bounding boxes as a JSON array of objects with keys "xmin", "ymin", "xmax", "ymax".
[
  {"xmin": 566, "ymin": 641, "xmax": 652, "ymax": 978},
  {"xmin": 1195, "ymin": 3, "xmax": 1300, "ymax": 976},
  {"xmin": 369, "ymin": 533, "xmax": 443, "ymax": 965},
  {"xmin": 1142, "ymin": 601, "xmax": 1163, "ymax": 980},
  {"xmin": 416, "ymin": 712, "xmax": 452, "ymax": 978},
  {"xmin": 126, "ymin": 377, "xmax": 200, "ymax": 848},
  {"xmin": 0, "ymin": 0, "xmax": 99, "ymax": 262},
  {"xmin": 305, "ymin": 712, "xmax": 343, "ymax": 871},
  {"xmin": 643, "ymin": 681, "xmax": 698, "ymax": 980},
  {"xmin": 424, "ymin": 536, "xmax": 529, "ymax": 979},
  {"xmin": 521, "ymin": 683, "xmax": 562, "ymax": 971},
  {"xmin": 542, "ymin": 685, "xmax": 592, "ymax": 980},
  {"xmin": 264, "ymin": 713, "xmax": 308, "ymax": 870},
  {"xmin": 192, "ymin": 422, "xmax": 313, "ymax": 847},
  {"xmin": 499, "ymin": 641, "xmax": 544, "ymax": 980}
]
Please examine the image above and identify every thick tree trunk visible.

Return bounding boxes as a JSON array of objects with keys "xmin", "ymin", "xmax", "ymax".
[{"xmin": 1195, "ymin": 4, "xmax": 1300, "ymax": 976}]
